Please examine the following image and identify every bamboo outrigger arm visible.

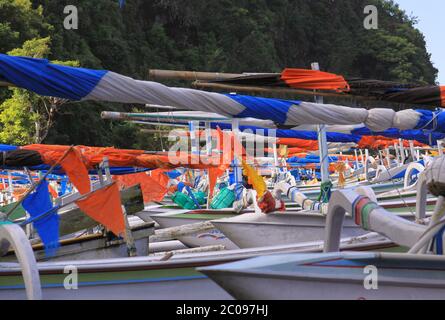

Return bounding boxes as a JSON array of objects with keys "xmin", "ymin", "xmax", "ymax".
[
  {"xmin": 323, "ymin": 189, "xmax": 427, "ymax": 253},
  {"xmin": 192, "ymin": 81, "xmax": 353, "ymax": 99},
  {"xmin": 148, "ymin": 69, "xmax": 251, "ymax": 82},
  {"xmin": 0, "ymin": 223, "xmax": 41, "ymax": 300}
]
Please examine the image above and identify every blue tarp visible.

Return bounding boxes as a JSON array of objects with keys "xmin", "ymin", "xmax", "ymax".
[
  {"xmin": 22, "ymin": 180, "xmax": 59, "ymax": 257},
  {"xmin": 0, "ymin": 54, "xmax": 106, "ymax": 100},
  {"xmin": 226, "ymin": 94, "xmax": 300, "ymax": 125}
]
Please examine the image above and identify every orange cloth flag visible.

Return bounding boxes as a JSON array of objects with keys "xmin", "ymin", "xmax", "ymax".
[
  {"xmin": 29, "ymin": 146, "xmax": 91, "ymax": 195},
  {"xmin": 150, "ymin": 169, "xmax": 170, "ymax": 189},
  {"xmin": 114, "ymin": 172, "xmax": 167, "ymax": 203},
  {"xmin": 208, "ymin": 127, "xmax": 234, "ymax": 197},
  {"xmin": 60, "ymin": 148, "xmax": 91, "ymax": 195},
  {"xmin": 75, "ymin": 183, "xmax": 125, "ymax": 237}
]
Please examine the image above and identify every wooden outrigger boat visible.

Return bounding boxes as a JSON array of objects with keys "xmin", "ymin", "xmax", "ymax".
[
  {"xmin": 199, "ymin": 157, "xmax": 445, "ymax": 300},
  {"xmin": 0, "ymin": 222, "xmax": 394, "ymax": 300},
  {"xmin": 199, "ymin": 252, "xmax": 445, "ymax": 300},
  {"xmin": 1, "ymin": 183, "xmax": 155, "ymax": 262},
  {"xmin": 0, "ymin": 56, "xmax": 443, "ymax": 301}
]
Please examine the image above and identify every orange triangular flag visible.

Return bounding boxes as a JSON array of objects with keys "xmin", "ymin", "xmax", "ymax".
[
  {"xmin": 61, "ymin": 148, "xmax": 91, "ymax": 194},
  {"xmin": 114, "ymin": 172, "xmax": 167, "ymax": 203},
  {"xmin": 75, "ymin": 183, "xmax": 125, "ymax": 237},
  {"xmin": 150, "ymin": 169, "xmax": 170, "ymax": 188},
  {"xmin": 208, "ymin": 127, "xmax": 234, "ymax": 196}
]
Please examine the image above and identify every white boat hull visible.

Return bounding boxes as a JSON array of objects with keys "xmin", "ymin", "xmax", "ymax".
[
  {"xmin": 200, "ymin": 252, "xmax": 445, "ymax": 300},
  {"xmin": 212, "ymin": 212, "xmax": 367, "ymax": 248},
  {"xmin": 151, "ymin": 213, "xmax": 239, "ymax": 250}
]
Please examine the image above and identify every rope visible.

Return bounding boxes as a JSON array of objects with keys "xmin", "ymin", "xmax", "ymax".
[
  {"xmin": 433, "ymin": 225, "xmax": 445, "ymax": 255},
  {"xmin": 418, "ymin": 109, "xmax": 441, "ymax": 131},
  {"xmin": 379, "ymin": 162, "xmax": 416, "ymax": 217},
  {"xmin": 317, "ymin": 180, "xmax": 333, "ymax": 203}
]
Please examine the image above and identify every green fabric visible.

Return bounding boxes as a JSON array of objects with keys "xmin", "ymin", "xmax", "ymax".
[
  {"xmin": 172, "ymin": 192, "xmax": 199, "ymax": 210},
  {"xmin": 210, "ymin": 187, "xmax": 236, "ymax": 209},
  {"xmin": 317, "ymin": 181, "xmax": 333, "ymax": 203},
  {"xmin": 193, "ymin": 191, "xmax": 207, "ymax": 205},
  {"xmin": 0, "ymin": 202, "xmax": 26, "ymax": 221}
]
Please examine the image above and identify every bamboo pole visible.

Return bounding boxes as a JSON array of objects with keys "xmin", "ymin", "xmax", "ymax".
[
  {"xmin": 0, "ymin": 81, "xmax": 13, "ymax": 87},
  {"xmin": 148, "ymin": 69, "xmax": 245, "ymax": 81},
  {"xmin": 312, "ymin": 62, "xmax": 330, "ymax": 183},
  {"xmin": 192, "ymin": 81, "xmax": 361, "ymax": 100},
  {"xmin": 19, "ymin": 181, "xmax": 124, "ymax": 228},
  {"xmin": 122, "ymin": 205, "xmax": 137, "ymax": 257},
  {"xmin": 151, "ymin": 245, "xmax": 226, "ymax": 258},
  {"xmin": 101, "ymin": 111, "xmax": 230, "ymax": 122},
  {"xmin": 149, "ymin": 69, "xmax": 380, "ymax": 103}
]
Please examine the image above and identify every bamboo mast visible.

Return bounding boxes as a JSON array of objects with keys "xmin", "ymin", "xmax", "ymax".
[
  {"xmin": 148, "ymin": 69, "xmax": 244, "ymax": 81},
  {"xmin": 312, "ymin": 62, "xmax": 330, "ymax": 183}
]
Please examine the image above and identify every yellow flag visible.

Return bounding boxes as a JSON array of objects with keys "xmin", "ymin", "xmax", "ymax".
[
  {"xmin": 241, "ymin": 158, "xmax": 267, "ymax": 198},
  {"xmin": 279, "ymin": 145, "xmax": 288, "ymax": 158}
]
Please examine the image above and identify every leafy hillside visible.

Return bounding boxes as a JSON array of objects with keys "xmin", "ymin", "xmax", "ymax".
[{"xmin": 0, "ymin": 0, "xmax": 438, "ymax": 148}]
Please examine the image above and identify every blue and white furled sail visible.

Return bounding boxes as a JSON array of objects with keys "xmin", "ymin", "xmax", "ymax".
[
  {"xmin": 0, "ymin": 54, "xmax": 444, "ymax": 135},
  {"xmin": 103, "ymin": 110, "xmax": 444, "ymax": 146}
]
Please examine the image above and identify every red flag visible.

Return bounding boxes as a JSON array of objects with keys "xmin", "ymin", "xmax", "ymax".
[{"xmin": 75, "ymin": 183, "xmax": 125, "ymax": 237}]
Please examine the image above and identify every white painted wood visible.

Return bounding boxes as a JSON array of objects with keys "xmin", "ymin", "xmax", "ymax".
[{"xmin": 0, "ymin": 224, "xmax": 41, "ymax": 300}]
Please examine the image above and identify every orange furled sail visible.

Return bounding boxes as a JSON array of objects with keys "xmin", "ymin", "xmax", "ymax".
[
  {"xmin": 281, "ymin": 68, "xmax": 350, "ymax": 92},
  {"xmin": 25, "ymin": 146, "xmax": 91, "ymax": 195}
]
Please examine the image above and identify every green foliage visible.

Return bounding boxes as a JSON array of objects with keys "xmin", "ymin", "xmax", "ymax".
[
  {"xmin": 0, "ymin": 0, "xmax": 50, "ymax": 53},
  {"xmin": 0, "ymin": 0, "xmax": 440, "ymax": 148},
  {"xmin": 0, "ymin": 90, "xmax": 37, "ymax": 144},
  {"xmin": 0, "ymin": 37, "xmax": 79, "ymax": 144}
]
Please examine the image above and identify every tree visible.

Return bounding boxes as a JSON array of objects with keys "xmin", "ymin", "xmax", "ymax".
[
  {"xmin": 0, "ymin": 0, "xmax": 439, "ymax": 148},
  {"xmin": 0, "ymin": 37, "xmax": 79, "ymax": 145},
  {"xmin": 0, "ymin": 0, "xmax": 50, "ymax": 53}
]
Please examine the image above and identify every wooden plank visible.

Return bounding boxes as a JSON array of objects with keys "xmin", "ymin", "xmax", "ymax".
[{"xmin": 149, "ymin": 221, "xmax": 215, "ymax": 243}]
